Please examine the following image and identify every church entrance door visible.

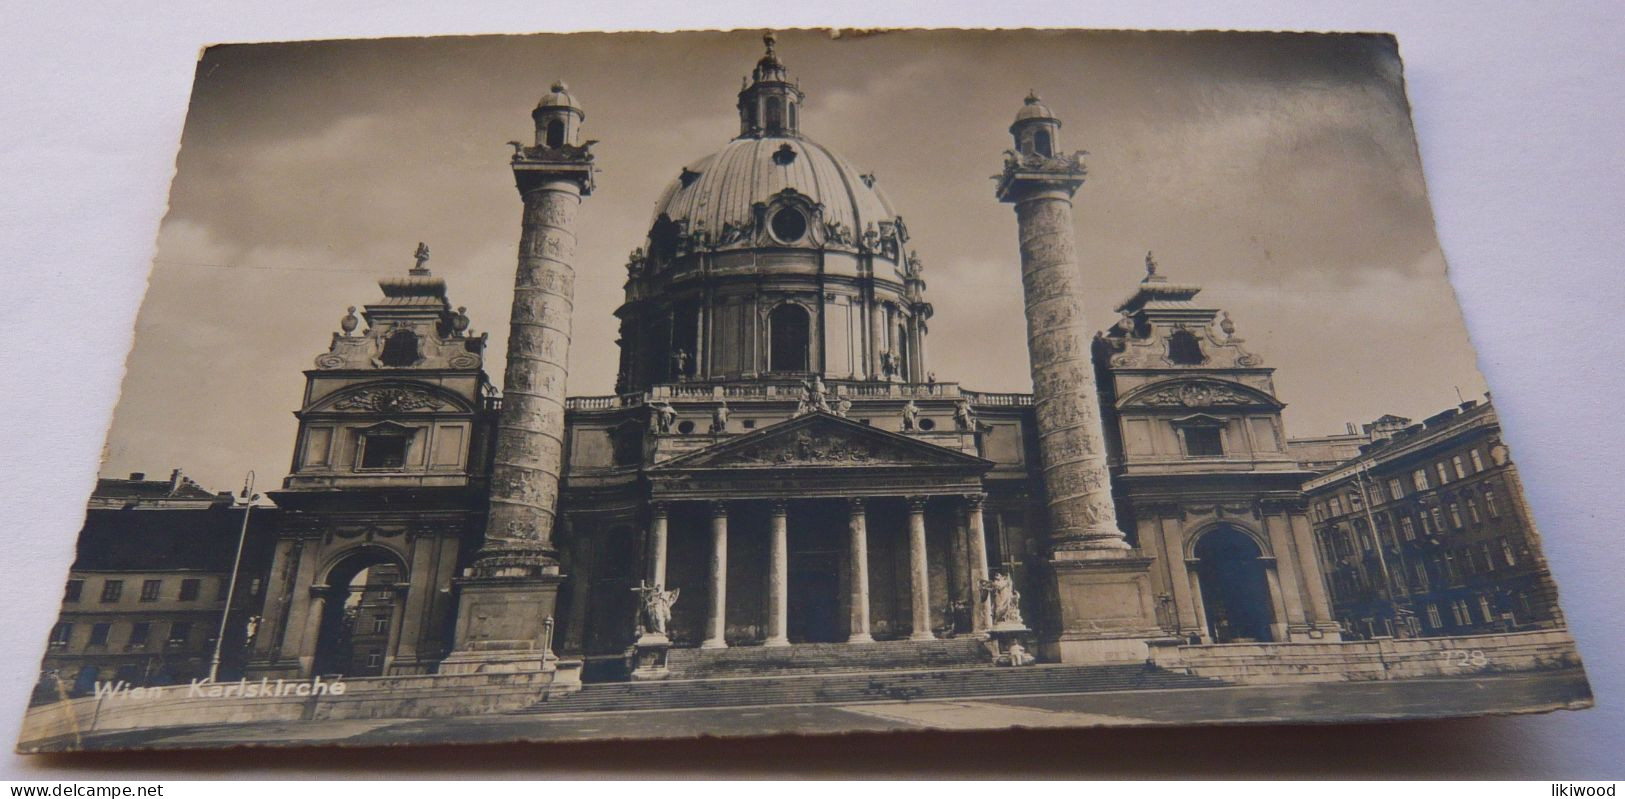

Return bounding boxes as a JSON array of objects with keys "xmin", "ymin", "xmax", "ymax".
[
  {"xmin": 789, "ymin": 552, "xmax": 841, "ymax": 643},
  {"xmin": 1193, "ymin": 527, "xmax": 1275, "ymax": 643}
]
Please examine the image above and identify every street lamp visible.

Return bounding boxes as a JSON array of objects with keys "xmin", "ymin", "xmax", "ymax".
[{"xmin": 208, "ymin": 471, "xmax": 258, "ymax": 682}]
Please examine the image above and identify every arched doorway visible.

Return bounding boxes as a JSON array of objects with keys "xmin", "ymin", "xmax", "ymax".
[
  {"xmin": 1193, "ymin": 527, "xmax": 1275, "ymax": 643},
  {"xmin": 312, "ymin": 549, "xmax": 407, "ymax": 677},
  {"xmin": 768, "ymin": 303, "xmax": 810, "ymax": 373}
]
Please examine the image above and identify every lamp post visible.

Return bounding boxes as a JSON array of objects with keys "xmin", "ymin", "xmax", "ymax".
[
  {"xmin": 1353, "ymin": 461, "xmax": 1405, "ymax": 636},
  {"xmin": 208, "ymin": 471, "xmax": 258, "ymax": 682}
]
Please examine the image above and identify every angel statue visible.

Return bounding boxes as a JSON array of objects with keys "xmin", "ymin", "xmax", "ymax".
[
  {"xmin": 979, "ymin": 571, "xmax": 1025, "ymax": 628},
  {"xmin": 632, "ymin": 581, "xmax": 680, "ymax": 638}
]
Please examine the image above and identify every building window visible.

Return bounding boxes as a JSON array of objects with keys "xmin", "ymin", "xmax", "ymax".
[
  {"xmin": 767, "ymin": 303, "xmax": 811, "ymax": 373},
  {"xmin": 366, "ymin": 653, "xmax": 383, "ymax": 668},
  {"xmin": 544, "ymin": 118, "xmax": 565, "ymax": 148},
  {"xmin": 1435, "ymin": 462, "xmax": 1450, "ymax": 486},
  {"xmin": 1452, "ymin": 455, "xmax": 1467, "ymax": 480},
  {"xmin": 378, "ymin": 329, "xmax": 420, "ymax": 367},
  {"xmin": 89, "ymin": 623, "xmax": 111, "ymax": 647},
  {"xmin": 63, "ymin": 580, "xmax": 83, "ymax": 603},
  {"xmin": 1451, "ymin": 599, "xmax": 1471, "ymax": 626},
  {"xmin": 178, "ymin": 579, "xmax": 201, "ymax": 602},
  {"xmin": 1477, "ymin": 595, "xmax": 1495, "ymax": 623},
  {"xmin": 1501, "ymin": 538, "xmax": 1518, "ymax": 566},
  {"xmin": 1167, "ymin": 329, "xmax": 1206, "ymax": 365},
  {"xmin": 140, "ymin": 579, "xmax": 162, "ymax": 602},
  {"xmin": 769, "ymin": 206, "xmax": 807, "ymax": 243},
  {"xmin": 1467, "ymin": 498, "xmax": 1482, "ymax": 524},
  {"xmin": 1180, "ymin": 426, "xmax": 1224, "ymax": 457},
  {"xmin": 1412, "ymin": 562, "xmax": 1429, "ymax": 591},
  {"xmin": 1328, "ymin": 497, "xmax": 1342, "ymax": 517},
  {"xmin": 1033, "ymin": 129, "xmax": 1053, "ymax": 157},
  {"xmin": 1349, "ymin": 490, "xmax": 1363, "ymax": 512},
  {"xmin": 1431, "ymin": 507, "xmax": 1445, "ymax": 534},
  {"xmin": 1388, "ymin": 478, "xmax": 1404, "ymax": 500},
  {"xmin": 49, "ymin": 623, "xmax": 72, "ymax": 647},
  {"xmin": 1470, "ymin": 449, "xmax": 1486, "ymax": 473},
  {"xmin": 1412, "ymin": 469, "xmax": 1429, "ymax": 492},
  {"xmin": 167, "ymin": 622, "xmax": 191, "ymax": 646},
  {"xmin": 1400, "ymin": 516, "xmax": 1416, "ymax": 541},
  {"xmin": 216, "ymin": 578, "xmax": 230, "ymax": 602},
  {"xmin": 1478, "ymin": 541, "xmax": 1496, "ymax": 572},
  {"xmin": 100, "ymin": 580, "xmax": 123, "ymax": 603},
  {"xmin": 1371, "ymin": 480, "xmax": 1385, "ymax": 504},
  {"xmin": 359, "ymin": 428, "xmax": 411, "ymax": 470},
  {"xmin": 371, "ymin": 615, "xmax": 390, "ymax": 635},
  {"xmin": 1426, "ymin": 604, "xmax": 1443, "ymax": 629},
  {"xmin": 1448, "ymin": 503, "xmax": 1463, "ymax": 529},
  {"xmin": 1485, "ymin": 489, "xmax": 1500, "ymax": 518},
  {"xmin": 1314, "ymin": 503, "xmax": 1326, "ymax": 522},
  {"xmin": 1443, "ymin": 551, "xmax": 1459, "ymax": 583},
  {"xmin": 128, "ymin": 622, "xmax": 151, "ymax": 650}
]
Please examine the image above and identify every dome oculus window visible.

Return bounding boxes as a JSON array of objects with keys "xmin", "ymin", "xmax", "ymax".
[{"xmin": 770, "ymin": 207, "xmax": 807, "ymax": 243}]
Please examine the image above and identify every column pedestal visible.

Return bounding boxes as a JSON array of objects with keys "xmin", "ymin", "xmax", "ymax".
[{"xmin": 440, "ymin": 575, "xmax": 564, "ymax": 674}]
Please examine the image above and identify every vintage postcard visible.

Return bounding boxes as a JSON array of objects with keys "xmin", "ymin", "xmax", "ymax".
[{"xmin": 17, "ymin": 28, "xmax": 1591, "ymax": 753}]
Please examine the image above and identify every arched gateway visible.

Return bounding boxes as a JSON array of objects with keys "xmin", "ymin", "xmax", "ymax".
[{"xmin": 1193, "ymin": 527, "xmax": 1276, "ymax": 643}]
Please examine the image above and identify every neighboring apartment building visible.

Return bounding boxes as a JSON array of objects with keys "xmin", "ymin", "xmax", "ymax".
[
  {"xmin": 1302, "ymin": 399, "xmax": 1564, "ymax": 639},
  {"xmin": 35, "ymin": 472, "xmax": 274, "ymax": 702}
]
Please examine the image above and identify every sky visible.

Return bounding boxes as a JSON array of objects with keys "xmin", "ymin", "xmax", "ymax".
[{"xmin": 101, "ymin": 29, "xmax": 1489, "ymax": 493}]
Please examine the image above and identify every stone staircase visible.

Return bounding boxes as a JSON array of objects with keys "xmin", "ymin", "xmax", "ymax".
[
  {"xmin": 664, "ymin": 638, "xmax": 992, "ymax": 679},
  {"xmin": 517, "ymin": 662, "xmax": 1224, "ymax": 715}
]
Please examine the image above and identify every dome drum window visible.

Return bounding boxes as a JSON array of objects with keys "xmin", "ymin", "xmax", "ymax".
[{"xmin": 769, "ymin": 206, "xmax": 808, "ymax": 244}]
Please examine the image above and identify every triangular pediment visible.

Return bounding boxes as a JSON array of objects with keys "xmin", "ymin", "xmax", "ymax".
[{"xmin": 650, "ymin": 412, "xmax": 993, "ymax": 472}]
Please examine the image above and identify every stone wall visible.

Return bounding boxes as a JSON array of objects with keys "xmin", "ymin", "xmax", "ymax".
[
  {"xmin": 18, "ymin": 664, "xmax": 581, "ymax": 751},
  {"xmin": 1149, "ymin": 629, "xmax": 1582, "ymax": 684}
]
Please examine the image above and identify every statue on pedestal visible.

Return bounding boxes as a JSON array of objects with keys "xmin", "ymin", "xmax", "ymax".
[
  {"xmin": 632, "ymin": 581, "xmax": 680, "ymax": 639},
  {"xmin": 980, "ymin": 571, "xmax": 1025, "ymax": 628},
  {"xmin": 954, "ymin": 399, "xmax": 976, "ymax": 432},
  {"xmin": 710, "ymin": 401, "xmax": 730, "ymax": 434},
  {"xmin": 901, "ymin": 399, "xmax": 920, "ymax": 432}
]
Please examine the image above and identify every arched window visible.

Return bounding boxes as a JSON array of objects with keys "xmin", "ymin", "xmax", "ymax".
[
  {"xmin": 765, "ymin": 96, "xmax": 783, "ymax": 131},
  {"xmin": 1168, "ymin": 329, "xmax": 1205, "ymax": 365},
  {"xmin": 380, "ymin": 329, "xmax": 420, "ymax": 367},
  {"xmin": 768, "ymin": 303, "xmax": 810, "ymax": 373},
  {"xmin": 545, "ymin": 119, "xmax": 565, "ymax": 148},
  {"xmin": 1033, "ymin": 129, "xmax": 1053, "ymax": 157}
]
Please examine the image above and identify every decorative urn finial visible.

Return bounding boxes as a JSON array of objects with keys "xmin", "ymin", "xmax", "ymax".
[
  {"xmin": 1144, "ymin": 250, "xmax": 1158, "ymax": 280},
  {"xmin": 340, "ymin": 306, "xmax": 359, "ymax": 335},
  {"xmin": 1220, "ymin": 311, "xmax": 1236, "ymax": 339}
]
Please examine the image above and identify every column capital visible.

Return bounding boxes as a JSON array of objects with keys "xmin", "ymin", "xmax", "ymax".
[
  {"xmin": 650, "ymin": 500, "xmax": 669, "ymax": 516},
  {"xmin": 906, "ymin": 495, "xmax": 929, "ymax": 513},
  {"xmin": 709, "ymin": 499, "xmax": 729, "ymax": 518},
  {"xmin": 768, "ymin": 498, "xmax": 789, "ymax": 515},
  {"xmin": 963, "ymin": 492, "xmax": 987, "ymax": 511},
  {"xmin": 847, "ymin": 496, "xmax": 866, "ymax": 514}
]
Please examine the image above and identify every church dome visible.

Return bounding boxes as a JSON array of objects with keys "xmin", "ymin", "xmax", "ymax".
[{"xmin": 648, "ymin": 135, "xmax": 898, "ymax": 246}]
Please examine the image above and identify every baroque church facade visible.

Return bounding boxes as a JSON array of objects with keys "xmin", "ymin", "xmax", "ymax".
[{"xmin": 246, "ymin": 36, "xmax": 1339, "ymax": 683}]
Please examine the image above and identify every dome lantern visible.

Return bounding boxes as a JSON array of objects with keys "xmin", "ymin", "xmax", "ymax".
[
  {"xmin": 533, "ymin": 80, "xmax": 585, "ymax": 149},
  {"xmin": 1010, "ymin": 90, "xmax": 1062, "ymax": 159},
  {"xmin": 737, "ymin": 32, "xmax": 804, "ymax": 138}
]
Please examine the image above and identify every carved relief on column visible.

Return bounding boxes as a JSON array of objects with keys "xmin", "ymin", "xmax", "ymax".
[
  {"xmin": 481, "ymin": 179, "xmax": 584, "ymax": 575},
  {"xmin": 1013, "ymin": 195, "xmax": 1125, "ymax": 554}
]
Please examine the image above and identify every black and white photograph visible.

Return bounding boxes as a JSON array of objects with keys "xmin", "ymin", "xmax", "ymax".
[{"xmin": 9, "ymin": 26, "xmax": 1599, "ymax": 757}]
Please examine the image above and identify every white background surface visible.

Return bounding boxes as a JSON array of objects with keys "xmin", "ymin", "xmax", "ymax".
[{"xmin": 0, "ymin": 0, "xmax": 1620, "ymax": 779}]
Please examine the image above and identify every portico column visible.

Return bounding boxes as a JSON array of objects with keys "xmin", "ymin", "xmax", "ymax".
[
  {"xmin": 907, "ymin": 496, "xmax": 935, "ymax": 640},
  {"xmin": 647, "ymin": 501, "xmax": 669, "ymax": 587},
  {"xmin": 965, "ymin": 494, "xmax": 992, "ymax": 632},
  {"xmin": 765, "ymin": 499, "xmax": 790, "ymax": 647},
  {"xmin": 296, "ymin": 588, "xmax": 330, "ymax": 678},
  {"xmin": 847, "ymin": 498, "xmax": 873, "ymax": 643},
  {"xmin": 702, "ymin": 501, "xmax": 729, "ymax": 649}
]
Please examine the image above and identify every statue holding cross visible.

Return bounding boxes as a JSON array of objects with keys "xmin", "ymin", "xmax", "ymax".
[{"xmin": 631, "ymin": 580, "xmax": 680, "ymax": 639}]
